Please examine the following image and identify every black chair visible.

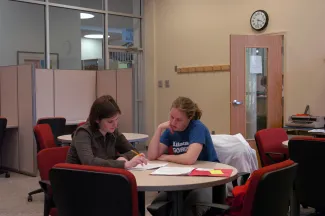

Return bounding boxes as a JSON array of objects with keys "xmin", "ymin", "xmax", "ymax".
[
  {"xmin": 37, "ymin": 117, "xmax": 66, "ymax": 146},
  {"xmin": 192, "ymin": 160, "xmax": 298, "ymax": 216},
  {"xmin": 289, "ymin": 137, "xmax": 325, "ymax": 215},
  {"xmin": 49, "ymin": 163, "xmax": 139, "ymax": 216},
  {"xmin": 0, "ymin": 117, "xmax": 9, "ymax": 178}
]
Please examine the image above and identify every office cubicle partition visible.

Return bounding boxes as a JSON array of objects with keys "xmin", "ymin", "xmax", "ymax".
[
  {"xmin": 0, "ymin": 66, "xmax": 133, "ymax": 176},
  {"xmin": 0, "ymin": 65, "xmax": 35, "ymax": 176}
]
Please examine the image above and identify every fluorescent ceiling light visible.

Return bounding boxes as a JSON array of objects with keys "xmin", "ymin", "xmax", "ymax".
[
  {"xmin": 84, "ymin": 34, "xmax": 110, "ymax": 39},
  {"xmin": 80, "ymin": 13, "xmax": 94, "ymax": 19}
]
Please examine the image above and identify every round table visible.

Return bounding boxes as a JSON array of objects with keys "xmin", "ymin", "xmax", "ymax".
[
  {"xmin": 131, "ymin": 160, "xmax": 238, "ymax": 216},
  {"xmin": 57, "ymin": 133, "xmax": 149, "ymax": 144},
  {"xmin": 282, "ymin": 140, "xmax": 289, "ymax": 148}
]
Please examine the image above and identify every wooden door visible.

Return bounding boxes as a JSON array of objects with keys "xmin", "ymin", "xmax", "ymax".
[{"xmin": 230, "ymin": 35, "xmax": 283, "ymax": 166}]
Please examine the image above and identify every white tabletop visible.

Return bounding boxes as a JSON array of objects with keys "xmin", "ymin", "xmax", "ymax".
[
  {"xmin": 282, "ymin": 140, "xmax": 289, "ymax": 148},
  {"xmin": 65, "ymin": 120, "xmax": 86, "ymax": 126},
  {"xmin": 58, "ymin": 133, "xmax": 149, "ymax": 143},
  {"xmin": 130, "ymin": 161, "xmax": 238, "ymax": 191}
]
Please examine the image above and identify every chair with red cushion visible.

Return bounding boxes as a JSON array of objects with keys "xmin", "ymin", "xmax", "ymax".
[
  {"xmin": 77, "ymin": 121, "xmax": 86, "ymax": 127},
  {"xmin": 34, "ymin": 124, "xmax": 57, "ymax": 150},
  {"xmin": 254, "ymin": 128, "xmax": 289, "ymax": 167},
  {"xmin": 37, "ymin": 117, "xmax": 66, "ymax": 146},
  {"xmin": 37, "ymin": 146, "xmax": 70, "ymax": 216},
  {"xmin": 27, "ymin": 124, "xmax": 58, "ymax": 202},
  {"xmin": 49, "ymin": 163, "xmax": 139, "ymax": 216},
  {"xmin": 193, "ymin": 160, "xmax": 298, "ymax": 216},
  {"xmin": 289, "ymin": 137, "xmax": 325, "ymax": 215}
]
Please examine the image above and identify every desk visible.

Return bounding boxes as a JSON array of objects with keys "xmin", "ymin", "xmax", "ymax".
[
  {"xmin": 284, "ymin": 126, "xmax": 325, "ymax": 137},
  {"xmin": 65, "ymin": 120, "xmax": 86, "ymax": 126},
  {"xmin": 58, "ymin": 133, "xmax": 149, "ymax": 144},
  {"xmin": 130, "ymin": 161, "xmax": 238, "ymax": 216}
]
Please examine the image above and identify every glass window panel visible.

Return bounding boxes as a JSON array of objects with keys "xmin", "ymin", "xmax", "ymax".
[
  {"xmin": 50, "ymin": 0, "xmax": 105, "ymax": 10},
  {"xmin": 245, "ymin": 48, "xmax": 268, "ymax": 139},
  {"xmin": 107, "ymin": 0, "xmax": 141, "ymax": 16},
  {"xmin": 107, "ymin": 15, "xmax": 141, "ymax": 48},
  {"xmin": 108, "ymin": 50, "xmax": 134, "ymax": 69},
  {"xmin": 0, "ymin": 1, "xmax": 45, "ymax": 67},
  {"xmin": 50, "ymin": 7, "xmax": 104, "ymax": 70}
]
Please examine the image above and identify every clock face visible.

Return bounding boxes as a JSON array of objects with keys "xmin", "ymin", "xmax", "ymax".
[{"xmin": 250, "ymin": 10, "xmax": 269, "ymax": 31}]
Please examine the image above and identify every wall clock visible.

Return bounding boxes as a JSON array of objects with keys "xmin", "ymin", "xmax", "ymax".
[{"xmin": 250, "ymin": 10, "xmax": 269, "ymax": 31}]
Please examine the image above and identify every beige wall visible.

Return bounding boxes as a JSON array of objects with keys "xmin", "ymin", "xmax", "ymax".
[{"xmin": 144, "ymin": 0, "xmax": 325, "ymax": 137}]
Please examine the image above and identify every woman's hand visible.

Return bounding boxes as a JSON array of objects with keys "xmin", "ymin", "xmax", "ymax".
[
  {"xmin": 158, "ymin": 121, "xmax": 173, "ymax": 134},
  {"xmin": 124, "ymin": 155, "xmax": 148, "ymax": 169}
]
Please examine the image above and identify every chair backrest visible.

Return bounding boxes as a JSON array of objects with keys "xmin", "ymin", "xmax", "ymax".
[
  {"xmin": 240, "ymin": 160, "xmax": 297, "ymax": 216},
  {"xmin": 0, "ymin": 117, "xmax": 7, "ymax": 148},
  {"xmin": 34, "ymin": 124, "xmax": 57, "ymax": 150},
  {"xmin": 289, "ymin": 137, "xmax": 325, "ymax": 211},
  {"xmin": 77, "ymin": 121, "xmax": 86, "ymax": 127},
  {"xmin": 37, "ymin": 146, "xmax": 70, "ymax": 181},
  {"xmin": 37, "ymin": 117, "xmax": 66, "ymax": 146},
  {"xmin": 254, "ymin": 128, "xmax": 289, "ymax": 166},
  {"xmin": 49, "ymin": 163, "xmax": 138, "ymax": 216}
]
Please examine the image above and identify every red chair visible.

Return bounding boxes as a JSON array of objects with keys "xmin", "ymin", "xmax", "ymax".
[
  {"xmin": 49, "ymin": 163, "xmax": 139, "ymax": 216},
  {"xmin": 77, "ymin": 121, "xmax": 86, "ymax": 127},
  {"xmin": 0, "ymin": 117, "xmax": 9, "ymax": 178},
  {"xmin": 37, "ymin": 117, "xmax": 66, "ymax": 146},
  {"xmin": 193, "ymin": 160, "xmax": 298, "ymax": 216},
  {"xmin": 254, "ymin": 128, "xmax": 289, "ymax": 167},
  {"xmin": 37, "ymin": 146, "xmax": 70, "ymax": 216},
  {"xmin": 34, "ymin": 124, "xmax": 57, "ymax": 150},
  {"xmin": 28, "ymin": 124, "xmax": 58, "ymax": 202}
]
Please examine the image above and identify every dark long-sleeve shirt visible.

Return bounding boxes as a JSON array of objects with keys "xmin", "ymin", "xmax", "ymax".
[{"xmin": 66, "ymin": 122, "xmax": 138, "ymax": 168}]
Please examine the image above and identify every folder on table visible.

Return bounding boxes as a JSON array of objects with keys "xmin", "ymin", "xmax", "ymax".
[{"xmin": 189, "ymin": 168, "xmax": 233, "ymax": 177}]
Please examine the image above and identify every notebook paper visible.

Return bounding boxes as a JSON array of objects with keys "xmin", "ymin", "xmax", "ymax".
[
  {"xmin": 150, "ymin": 167, "xmax": 195, "ymax": 176},
  {"xmin": 129, "ymin": 162, "xmax": 168, "ymax": 171}
]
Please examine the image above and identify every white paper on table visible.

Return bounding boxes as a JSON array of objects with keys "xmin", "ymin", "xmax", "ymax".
[
  {"xmin": 195, "ymin": 168, "xmax": 213, "ymax": 171},
  {"xmin": 129, "ymin": 162, "xmax": 168, "ymax": 171},
  {"xmin": 150, "ymin": 167, "xmax": 195, "ymax": 176}
]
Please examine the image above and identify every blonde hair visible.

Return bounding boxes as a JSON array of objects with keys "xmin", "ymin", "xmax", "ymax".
[{"xmin": 171, "ymin": 97, "xmax": 202, "ymax": 120}]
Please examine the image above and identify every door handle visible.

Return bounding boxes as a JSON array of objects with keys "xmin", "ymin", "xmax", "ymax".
[{"xmin": 232, "ymin": 100, "xmax": 243, "ymax": 105}]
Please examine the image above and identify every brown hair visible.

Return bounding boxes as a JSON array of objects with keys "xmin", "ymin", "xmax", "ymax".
[
  {"xmin": 88, "ymin": 95, "xmax": 121, "ymax": 130},
  {"xmin": 171, "ymin": 97, "xmax": 202, "ymax": 120}
]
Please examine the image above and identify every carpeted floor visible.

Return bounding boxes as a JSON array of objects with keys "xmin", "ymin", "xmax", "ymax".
[{"xmin": 0, "ymin": 172, "xmax": 316, "ymax": 216}]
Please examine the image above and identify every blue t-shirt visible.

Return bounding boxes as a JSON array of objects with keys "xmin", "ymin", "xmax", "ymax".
[{"xmin": 160, "ymin": 120, "xmax": 219, "ymax": 162}]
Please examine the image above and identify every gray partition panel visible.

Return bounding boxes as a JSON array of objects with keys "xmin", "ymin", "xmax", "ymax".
[
  {"xmin": 0, "ymin": 66, "xmax": 18, "ymax": 127},
  {"xmin": 35, "ymin": 69, "xmax": 54, "ymax": 120},
  {"xmin": 96, "ymin": 70, "xmax": 117, "ymax": 99},
  {"xmin": 54, "ymin": 70, "xmax": 96, "ymax": 122},
  {"xmin": 17, "ymin": 65, "xmax": 36, "ymax": 176},
  {"xmin": 117, "ymin": 69, "xmax": 133, "ymax": 133}
]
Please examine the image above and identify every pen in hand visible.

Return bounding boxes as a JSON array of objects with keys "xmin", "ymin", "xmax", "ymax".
[{"xmin": 131, "ymin": 150, "xmax": 147, "ymax": 166}]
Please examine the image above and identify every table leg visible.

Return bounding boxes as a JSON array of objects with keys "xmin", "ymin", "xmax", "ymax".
[
  {"xmin": 138, "ymin": 191, "xmax": 145, "ymax": 216},
  {"xmin": 168, "ymin": 191, "xmax": 183, "ymax": 216},
  {"xmin": 212, "ymin": 184, "xmax": 226, "ymax": 204}
]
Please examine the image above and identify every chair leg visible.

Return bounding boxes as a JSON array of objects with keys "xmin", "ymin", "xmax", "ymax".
[
  {"xmin": 27, "ymin": 188, "xmax": 43, "ymax": 202},
  {"xmin": 0, "ymin": 169, "xmax": 10, "ymax": 178},
  {"xmin": 44, "ymin": 193, "xmax": 54, "ymax": 216}
]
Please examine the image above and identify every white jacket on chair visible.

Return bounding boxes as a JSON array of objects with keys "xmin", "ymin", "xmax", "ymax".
[{"xmin": 211, "ymin": 133, "xmax": 258, "ymax": 194}]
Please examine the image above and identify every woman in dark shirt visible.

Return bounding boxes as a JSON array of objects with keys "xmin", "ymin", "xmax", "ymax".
[{"xmin": 66, "ymin": 95, "xmax": 147, "ymax": 169}]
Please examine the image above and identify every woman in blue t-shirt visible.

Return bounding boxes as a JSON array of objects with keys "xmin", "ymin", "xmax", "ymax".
[{"xmin": 147, "ymin": 96, "xmax": 219, "ymax": 216}]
